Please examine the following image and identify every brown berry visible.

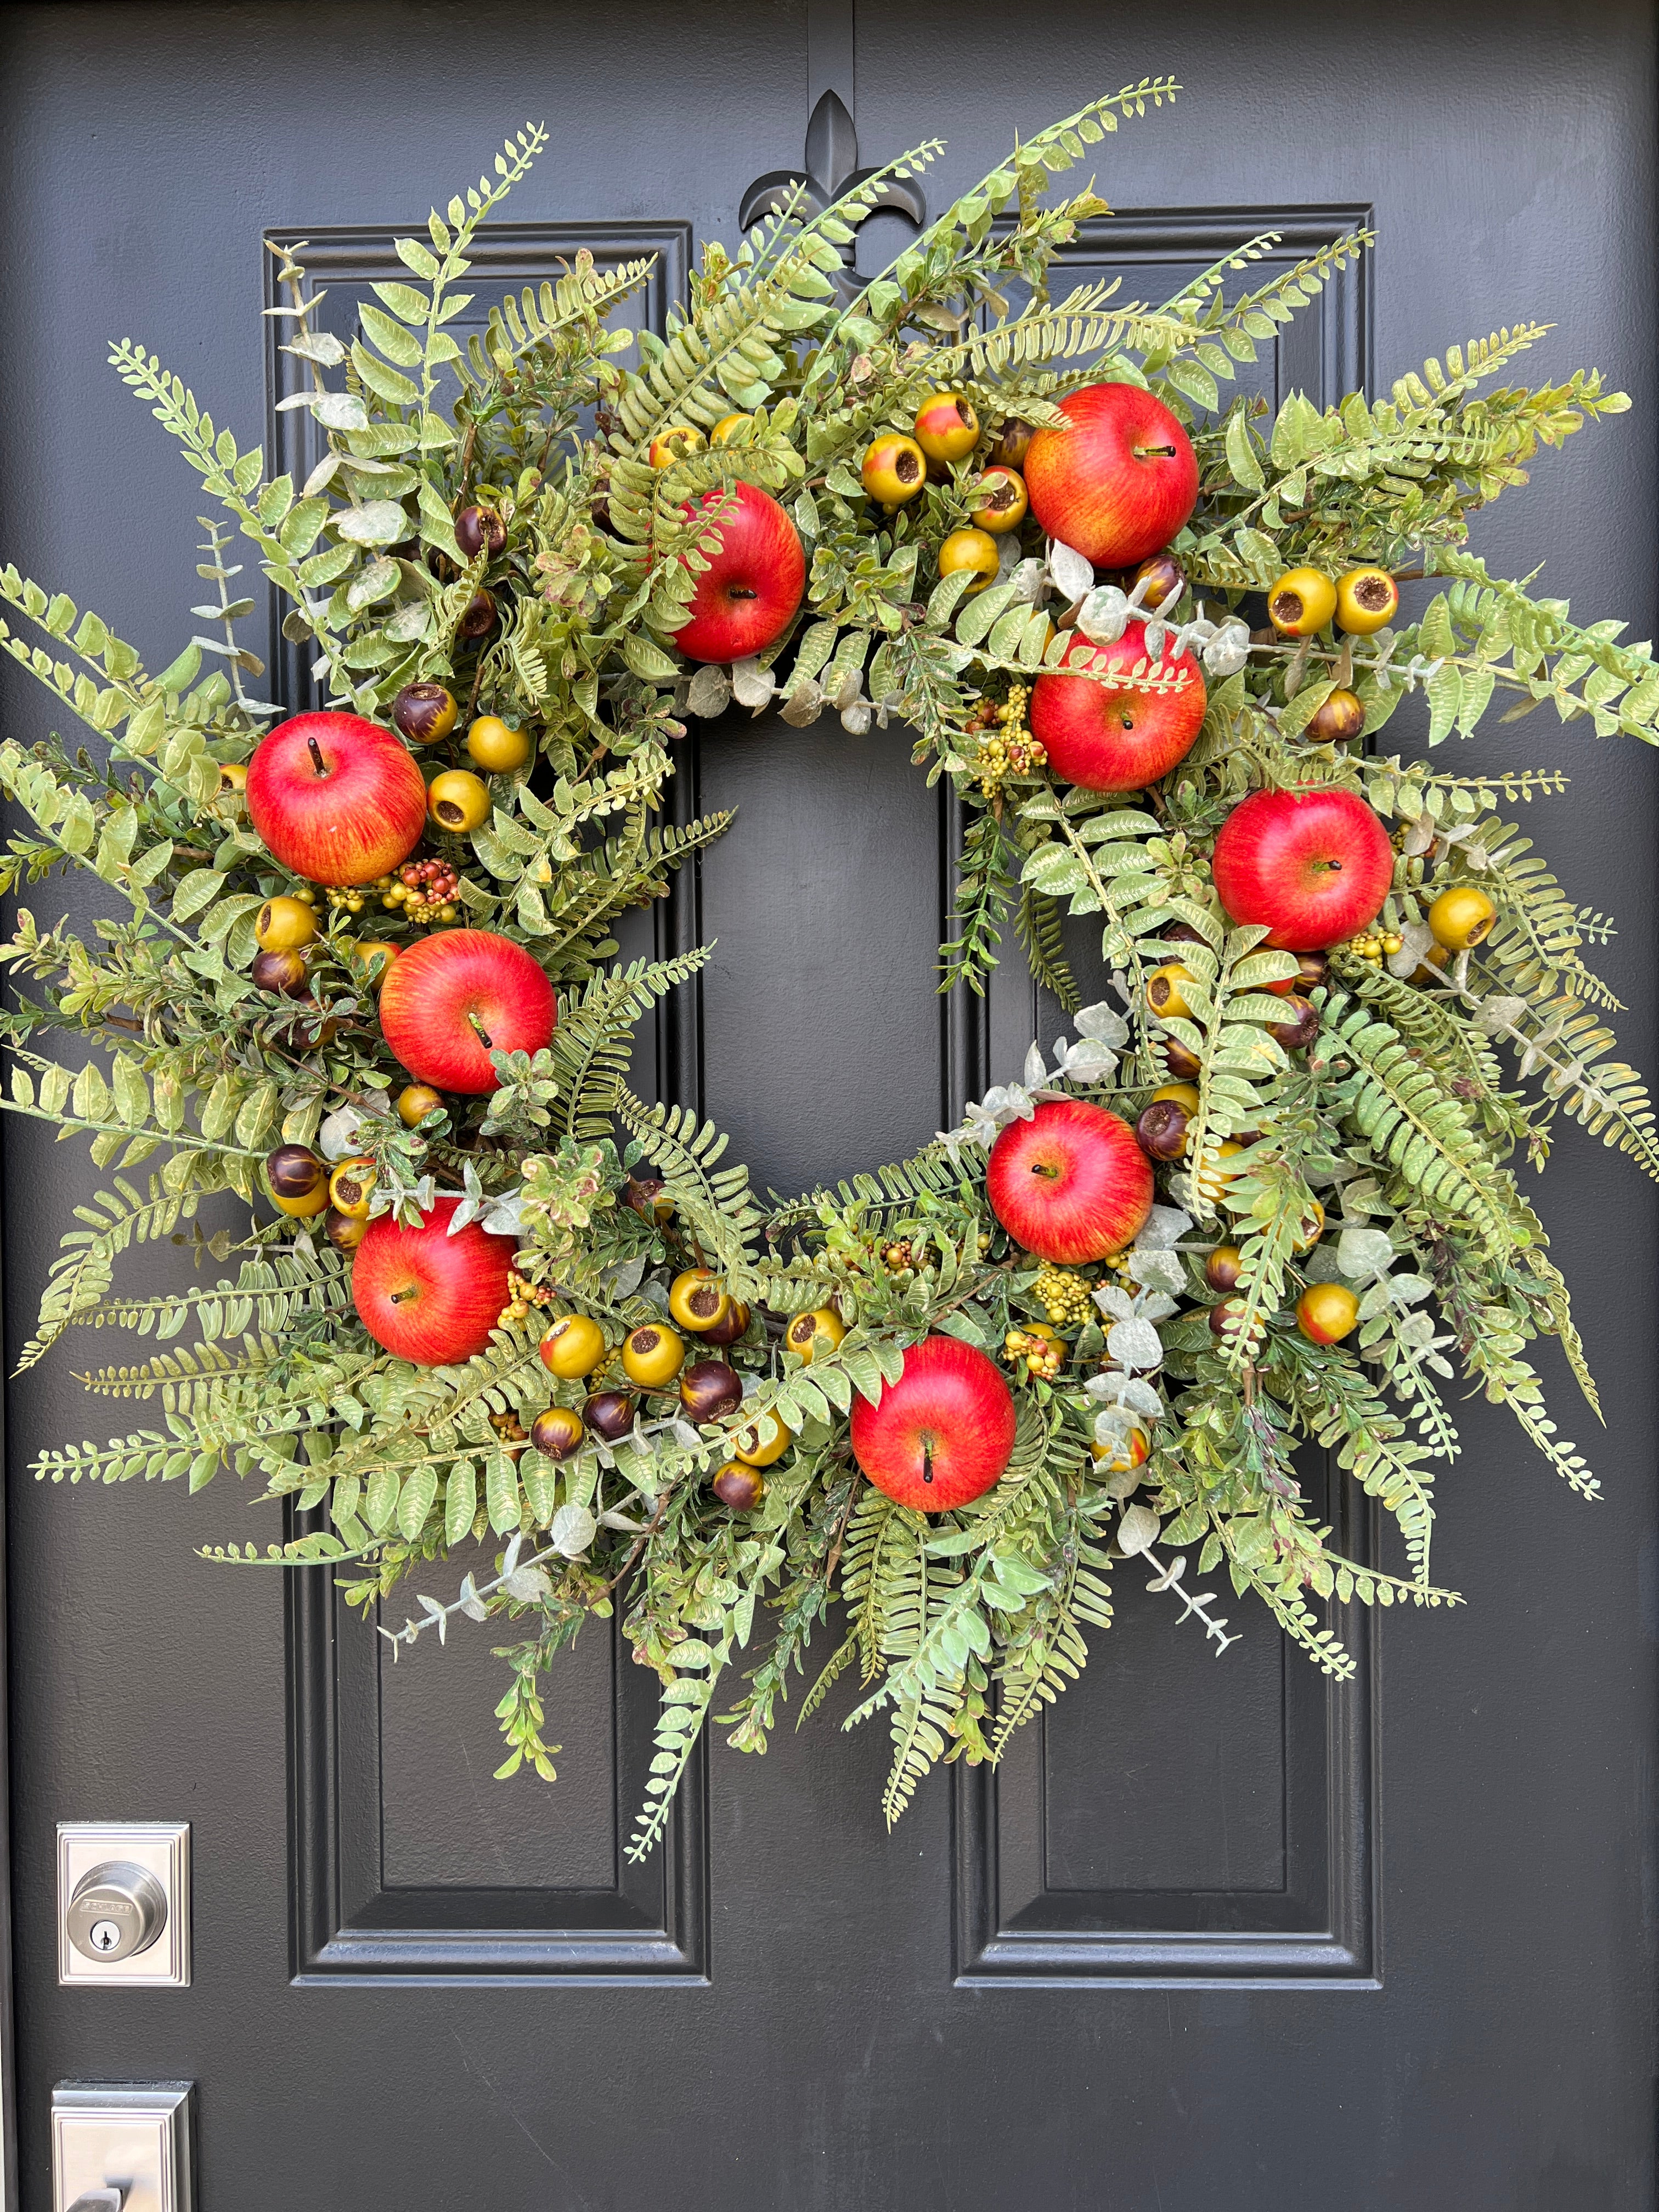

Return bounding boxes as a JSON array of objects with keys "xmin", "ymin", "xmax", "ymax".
[
  {"xmin": 531, "ymin": 1407, "xmax": 585, "ymax": 1460},
  {"xmin": 1307, "ymin": 687, "xmax": 1365, "ymax": 744},
  {"xmin": 454, "ymin": 505, "xmax": 506, "ymax": 560},
  {"xmin": 1160, "ymin": 1037, "xmax": 1203, "ymax": 1082},
  {"xmin": 583, "ymin": 1391, "xmax": 636, "ymax": 1441},
  {"xmin": 391, "ymin": 682, "xmax": 458, "ymax": 746},
  {"xmin": 459, "ymin": 587, "xmax": 496, "ymax": 640},
  {"xmin": 713, "ymin": 1463, "xmax": 765, "ymax": 1512},
  {"xmin": 1132, "ymin": 553, "xmax": 1184, "ymax": 612},
  {"xmin": 252, "ymin": 947, "xmax": 309, "ymax": 997},
  {"xmin": 1136, "ymin": 1099, "xmax": 1191, "ymax": 1161},
  {"xmin": 700, "ymin": 1299, "xmax": 751, "ymax": 1348},
  {"xmin": 1267, "ymin": 995, "xmax": 1320, "ymax": 1051},
  {"xmin": 266, "ymin": 1144, "xmax": 325, "ymax": 1200},
  {"xmin": 992, "ymin": 418, "xmax": 1035, "ymax": 469},
  {"xmin": 1204, "ymin": 1245, "xmax": 1243, "ymax": 1294},
  {"xmin": 324, "ymin": 1207, "xmax": 368, "ymax": 1252},
  {"xmin": 1294, "ymin": 951, "xmax": 1329, "ymax": 991},
  {"xmin": 679, "ymin": 1359, "xmax": 744, "ymax": 1424}
]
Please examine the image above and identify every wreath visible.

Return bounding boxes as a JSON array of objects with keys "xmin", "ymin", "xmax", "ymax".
[{"xmin": 5, "ymin": 83, "xmax": 1650, "ymax": 1859}]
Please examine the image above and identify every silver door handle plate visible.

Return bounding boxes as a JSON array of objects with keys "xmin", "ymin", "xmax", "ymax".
[{"xmin": 53, "ymin": 2083, "xmax": 193, "ymax": 2212}]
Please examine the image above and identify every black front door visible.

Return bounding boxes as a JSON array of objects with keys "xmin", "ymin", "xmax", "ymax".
[{"xmin": 4, "ymin": 4, "xmax": 1656, "ymax": 2205}]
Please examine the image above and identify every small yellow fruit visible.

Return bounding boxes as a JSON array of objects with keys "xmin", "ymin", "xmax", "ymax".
[
  {"xmin": 710, "ymin": 413, "xmax": 751, "ymax": 445},
  {"xmin": 784, "ymin": 1306, "xmax": 846, "ymax": 1364},
  {"xmin": 648, "ymin": 424, "xmax": 704, "ymax": 468},
  {"xmin": 732, "ymin": 1410, "xmax": 792, "ymax": 1467},
  {"xmin": 1296, "ymin": 1282, "xmax": 1360, "ymax": 1344},
  {"xmin": 621, "ymin": 1323, "xmax": 685, "ymax": 1389},
  {"xmin": 255, "ymin": 895, "xmax": 318, "ymax": 952},
  {"xmin": 427, "ymin": 770, "xmax": 490, "ymax": 834},
  {"xmin": 1151, "ymin": 1081, "xmax": 1201, "ymax": 1114},
  {"xmin": 1091, "ymin": 1424, "xmax": 1150, "ymax": 1474},
  {"xmin": 217, "ymin": 760, "xmax": 248, "ymax": 793},
  {"xmin": 1268, "ymin": 568, "xmax": 1338, "ymax": 637},
  {"xmin": 343, "ymin": 939, "xmax": 398, "ymax": 989},
  {"xmin": 861, "ymin": 434, "xmax": 926, "ymax": 504},
  {"xmin": 1427, "ymin": 884, "xmax": 1497, "ymax": 952},
  {"xmin": 938, "ymin": 527, "xmax": 1001, "ymax": 596},
  {"xmin": 1194, "ymin": 1139, "xmax": 1245, "ymax": 1207},
  {"xmin": 1145, "ymin": 963, "xmax": 1195, "ymax": 1020},
  {"xmin": 328, "ymin": 1156, "xmax": 377, "ymax": 1220},
  {"xmin": 668, "ymin": 1268, "xmax": 730, "ymax": 1333},
  {"xmin": 913, "ymin": 391, "xmax": 980, "ymax": 465},
  {"xmin": 1335, "ymin": 566, "xmax": 1399, "ymax": 635},
  {"xmin": 1293, "ymin": 1197, "xmax": 1325, "ymax": 1255},
  {"xmin": 396, "ymin": 1083, "xmax": 442, "ymax": 1127},
  {"xmin": 970, "ymin": 466, "xmax": 1029, "ymax": 534},
  {"xmin": 465, "ymin": 715, "xmax": 531, "ymax": 772},
  {"xmin": 539, "ymin": 1313, "xmax": 607, "ymax": 1380}
]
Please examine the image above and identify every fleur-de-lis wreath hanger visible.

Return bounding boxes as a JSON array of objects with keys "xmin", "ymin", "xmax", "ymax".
[{"xmin": 740, "ymin": 88, "xmax": 926, "ymax": 298}]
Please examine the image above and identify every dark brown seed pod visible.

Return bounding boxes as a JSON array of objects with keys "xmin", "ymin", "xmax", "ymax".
[
  {"xmin": 391, "ymin": 681, "xmax": 458, "ymax": 746},
  {"xmin": 454, "ymin": 504, "xmax": 506, "ymax": 561},
  {"xmin": 1132, "ymin": 552, "xmax": 1184, "ymax": 612},
  {"xmin": 1294, "ymin": 951, "xmax": 1330, "ymax": 991},
  {"xmin": 679, "ymin": 1359, "xmax": 744, "ymax": 1423},
  {"xmin": 252, "ymin": 947, "xmax": 309, "ymax": 997},
  {"xmin": 583, "ymin": 1390, "xmax": 636, "ymax": 1441},
  {"xmin": 1267, "ymin": 995, "xmax": 1320, "ymax": 1052},
  {"xmin": 459, "ymin": 586, "xmax": 496, "ymax": 640},
  {"xmin": 1161, "ymin": 921, "xmax": 1206, "ymax": 947},
  {"xmin": 1204, "ymin": 1245, "xmax": 1243, "ymax": 1295},
  {"xmin": 266, "ymin": 1144, "xmax": 325, "ymax": 1200},
  {"xmin": 1160, "ymin": 1037, "xmax": 1203, "ymax": 1082},
  {"xmin": 1136, "ymin": 1099, "xmax": 1191, "ymax": 1161},
  {"xmin": 992, "ymin": 419, "xmax": 1035, "ymax": 469},
  {"xmin": 1307, "ymin": 687, "xmax": 1365, "ymax": 744},
  {"xmin": 699, "ymin": 1299, "xmax": 751, "ymax": 1348},
  {"xmin": 1209, "ymin": 1298, "xmax": 1254, "ymax": 1342},
  {"xmin": 531, "ymin": 1407, "xmax": 585, "ymax": 1461},
  {"xmin": 623, "ymin": 1173, "xmax": 670, "ymax": 1221},
  {"xmin": 713, "ymin": 1462, "xmax": 765, "ymax": 1512},
  {"xmin": 324, "ymin": 1207, "xmax": 367, "ymax": 1253}
]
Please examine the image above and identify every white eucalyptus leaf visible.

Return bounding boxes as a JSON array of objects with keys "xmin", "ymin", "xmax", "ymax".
[
  {"xmin": 1047, "ymin": 539, "xmax": 1096, "ymax": 603},
  {"xmin": 1135, "ymin": 1204, "xmax": 1192, "ymax": 1250},
  {"xmin": 1337, "ymin": 1225, "xmax": 1396, "ymax": 1278},
  {"xmin": 548, "ymin": 1504, "xmax": 597, "ymax": 1556},
  {"xmin": 1076, "ymin": 584, "xmax": 1129, "ymax": 644},
  {"xmin": 1117, "ymin": 1503, "xmax": 1161, "ymax": 1556},
  {"xmin": 730, "ymin": 655, "xmax": 777, "ymax": 709},
  {"xmin": 318, "ymin": 1104, "xmax": 364, "ymax": 1161},
  {"xmin": 1107, "ymin": 1317, "xmax": 1164, "ymax": 1370},
  {"xmin": 1092, "ymin": 1285, "xmax": 1136, "ymax": 1323},
  {"xmin": 685, "ymin": 664, "xmax": 732, "ymax": 718},
  {"xmin": 1127, "ymin": 1249, "xmax": 1185, "ymax": 1294},
  {"xmin": 1074, "ymin": 1002, "xmax": 1129, "ymax": 1048},
  {"xmin": 502, "ymin": 1565, "xmax": 553, "ymax": 1600}
]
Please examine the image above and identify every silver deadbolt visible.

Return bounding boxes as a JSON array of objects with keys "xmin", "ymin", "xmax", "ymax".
[{"xmin": 67, "ymin": 1863, "xmax": 167, "ymax": 1964}]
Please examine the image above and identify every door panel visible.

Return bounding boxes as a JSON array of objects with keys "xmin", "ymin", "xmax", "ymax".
[{"xmin": 3, "ymin": 3, "xmax": 1656, "ymax": 2206}]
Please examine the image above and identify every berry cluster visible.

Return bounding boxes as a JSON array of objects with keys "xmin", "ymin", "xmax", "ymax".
[
  {"xmin": 966, "ymin": 683, "xmax": 1046, "ymax": 799},
  {"xmin": 1346, "ymin": 928, "xmax": 1404, "ymax": 964},
  {"xmin": 324, "ymin": 883, "xmax": 369, "ymax": 915},
  {"xmin": 501, "ymin": 1268, "xmax": 555, "ymax": 1323},
  {"xmin": 1004, "ymin": 1325, "xmax": 1064, "ymax": 1381},
  {"xmin": 488, "ymin": 1409, "xmax": 528, "ymax": 1455},
  {"xmin": 383, "ymin": 859, "xmax": 461, "ymax": 925},
  {"xmin": 880, "ymin": 1237, "xmax": 916, "ymax": 1274},
  {"xmin": 1033, "ymin": 1262, "xmax": 1095, "ymax": 1328}
]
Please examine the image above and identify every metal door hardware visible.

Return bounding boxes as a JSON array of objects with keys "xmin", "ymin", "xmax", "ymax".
[
  {"xmin": 57, "ymin": 1825, "xmax": 190, "ymax": 1988},
  {"xmin": 52, "ymin": 2083, "xmax": 194, "ymax": 2212}
]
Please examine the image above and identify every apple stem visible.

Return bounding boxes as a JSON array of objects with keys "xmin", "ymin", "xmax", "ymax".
[
  {"xmin": 307, "ymin": 735, "xmax": 328, "ymax": 778},
  {"xmin": 390, "ymin": 1288, "xmax": 417, "ymax": 1305},
  {"xmin": 467, "ymin": 1011, "xmax": 492, "ymax": 1044},
  {"xmin": 1134, "ymin": 444, "xmax": 1178, "ymax": 460},
  {"xmin": 921, "ymin": 1440, "xmax": 934, "ymax": 1487},
  {"xmin": 1031, "ymin": 1162, "xmax": 1060, "ymax": 1181}
]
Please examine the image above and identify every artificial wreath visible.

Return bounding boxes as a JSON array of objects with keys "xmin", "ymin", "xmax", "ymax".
[{"xmin": 4, "ymin": 83, "xmax": 1651, "ymax": 1857}]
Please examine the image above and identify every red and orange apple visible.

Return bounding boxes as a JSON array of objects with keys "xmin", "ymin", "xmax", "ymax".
[
  {"xmin": 672, "ymin": 482, "xmax": 805, "ymax": 663},
  {"xmin": 1024, "ymin": 383, "xmax": 1199, "ymax": 569},
  {"xmin": 1029, "ymin": 621, "xmax": 1207, "ymax": 792},
  {"xmin": 849, "ymin": 1335, "xmax": 1017, "ymax": 1511},
  {"xmin": 986, "ymin": 1098, "xmax": 1154, "ymax": 1264},
  {"xmin": 1212, "ymin": 787, "xmax": 1395, "ymax": 951},
  {"xmin": 378, "ymin": 929, "xmax": 555, "ymax": 1093},
  {"xmin": 246, "ymin": 712, "xmax": 426, "ymax": 885},
  {"xmin": 352, "ymin": 1195, "xmax": 516, "ymax": 1364}
]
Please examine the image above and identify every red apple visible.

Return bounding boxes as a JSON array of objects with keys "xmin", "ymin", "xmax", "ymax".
[
  {"xmin": 1024, "ymin": 383, "xmax": 1199, "ymax": 568},
  {"xmin": 352, "ymin": 1195, "xmax": 516, "ymax": 1364},
  {"xmin": 1029, "ymin": 621, "xmax": 1207, "ymax": 792},
  {"xmin": 246, "ymin": 712, "xmax": 426, "ymax": 885},
  {"xmin": 672, "ymin": 482, "xmax": 806, "ymax": 663},
  {"xmin": 378, "ymin": 929, "xmax": 555, "ymax": 1094},
  {"xmin": 1212, "ymin": 787, "xmax": 1395, "ymax": 951},
  {"xmin": 987, "ymin": 1098, "xmax": 1154, "ymax": 1264},
  {"xmin": 849, "ymin": 1335, "xmax": 1017, "ymax": 1511}
]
